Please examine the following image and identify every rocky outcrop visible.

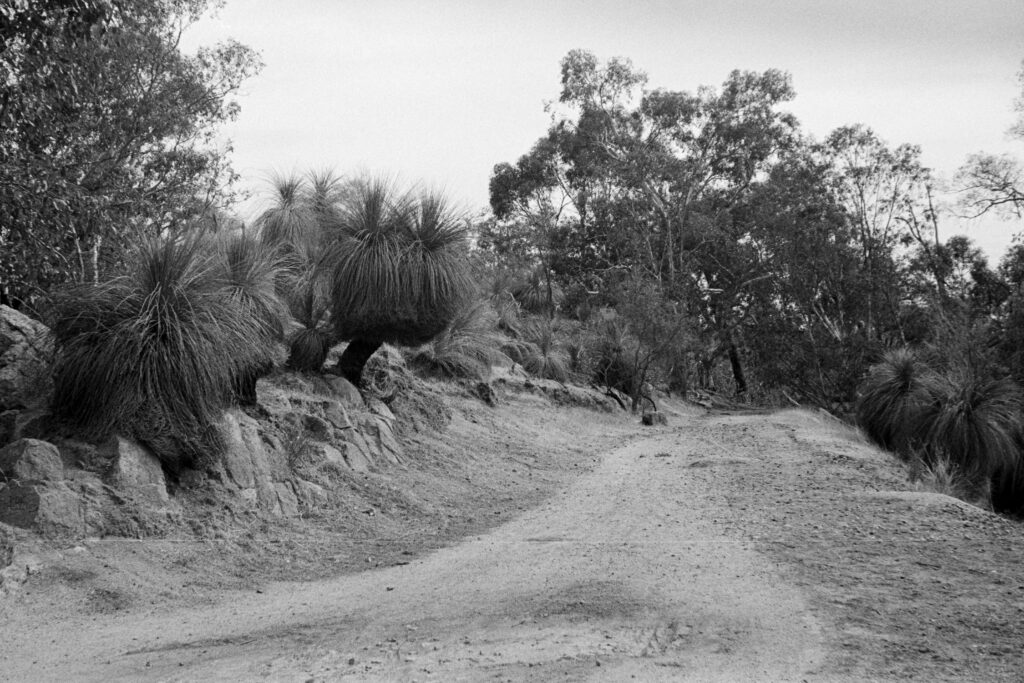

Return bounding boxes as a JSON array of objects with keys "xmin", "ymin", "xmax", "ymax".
[
  {"xmin": 103, "ymin": 437, "xmax": 169, "ymax": 506},
  {"xmin": 493, "ymin": 372, "xmax": 618, "ymax": 412},
  {"xmin": 0, "ymin": 306, "xmax": 53, "ymax": 411},
  {"xmin": 0, "ymin": 439, "xmax": 63, "ymax": 483},
  {"xmin": 0, "ymin": 371, "xmax": 422, "ymax": 539},
  {"xmin": 209, "ymin": 380, "xmax": 410, "ymax": 518}
]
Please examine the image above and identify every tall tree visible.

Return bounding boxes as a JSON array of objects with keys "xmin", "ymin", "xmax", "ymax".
[
  {"xmin": 955, "ymin": 59, "xmax": 1024, "ymax": 220},
  {"xmin": 0, "ymin": 0, "xmax": 261, "ymax": 308}
]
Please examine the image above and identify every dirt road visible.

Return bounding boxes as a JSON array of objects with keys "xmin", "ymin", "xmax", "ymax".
[{"xmin": 3, "ymin": 406, "xmax": 1024, "ymax": 681}]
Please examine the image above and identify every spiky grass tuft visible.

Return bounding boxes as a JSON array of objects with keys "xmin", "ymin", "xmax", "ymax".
[
  {"xmin": 328, "ymin": 179, "xmax": 474, "ymax": 384},
  {"xmin": 330, "ymin": 181, "xmax": 472, "ymax": 346},
  {"xmin": 255, "ymin": 173, "xmax": 316, "ymax": 250},
  {"xmin": 922, "ymin": 374, "xmax": 1023, "ymax": 484},
  {"xmin": 51, "ymin": 234, "xmax": 267, "ymax": 469},
  {"xmin": 515, "ymin": 317, "xmax": 570, "ymax": 382},
  {"xmin": 214, "ymin": 232, "xmax": 289, "ymax": 402},
  {"xmin": 855, "ymin": 348, "xmax": 944, "ymax": 455},
  {"xmin": 410, "ymin": 299, "xmax": 509, "ymax": 381}
]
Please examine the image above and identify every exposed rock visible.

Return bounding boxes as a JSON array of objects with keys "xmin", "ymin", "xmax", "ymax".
[
  {"xmin": 274, "ymin": 482, "xmax": 299, "ymax": 517},
  {"xmin": 302, "ymin": 414, "xmax": 332, "ymax": 440},
  {"xmin": 327, "ymin": 376, "xmax": 364, "ymax": 408},
  {"xmin": 0, "ymin": 481, "xmax": 84, "ymax": 536},
  {"xmin": 220, "ymin": 410, "xmax": 274, "ymax": 490},
  {"xmin": 0, "ymin": 522, "xmax": 14, "ymax": 569},
  {"xmin": 642, "ymin": 412, "xmax": 668, "ymax": 426},
  {"xmin": 0, "ymin": 305, "xmax": 53, "ymax": 411},
  {"xmin": 0, "ymin": 439, "xmax": 64, "ymax": 483},
  {"xmin": 291, "ymin": 479, "xmax": 328, "ymax": 509},
  {"xmin": 367, "ymin": 399, "xmax": 395, "ymax": 421},
  {"xmin": 0, "ymin": 545, "xmax": 40, "ymax": 596},
  {"xmin": 342, "ymin": 442, "xmax": 372, "ymax": 473},
  {"xmin": 341, "ymin": 429, "xmax": 375, "ymax": 468},
  {"xmin": 103, "ymin": 437, "xmax": 169, "ymax": 505},
  {"xmin": 322, "ymin": 402, "xmax": 353, "ymax": 431}
]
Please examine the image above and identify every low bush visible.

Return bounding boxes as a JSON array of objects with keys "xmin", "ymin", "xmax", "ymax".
[
  {"xmin": 50, "ymin": 234, "xmax": 271, "ymax": 469},
  {"xmin": 408, "ymin": 299, "xmax": 509, "ymax": 381},
  {"xmin": 855, "ymin": 348, "xmax": 943, "ymax": 454}
]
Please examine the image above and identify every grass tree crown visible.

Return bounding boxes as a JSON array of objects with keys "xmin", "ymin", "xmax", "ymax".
[{"xmin": 328, "ymin": 178, "xmax": 474, "ymax": 384}]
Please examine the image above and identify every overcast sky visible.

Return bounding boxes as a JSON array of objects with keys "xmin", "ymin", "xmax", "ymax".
[{"xmin": 182, "ymin": 0, "xmax": 1024, "ymax": 258}]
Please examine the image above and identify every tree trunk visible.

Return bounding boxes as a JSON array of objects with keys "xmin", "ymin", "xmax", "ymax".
[
  {"xmin": 336, "ymin": 338, "xmax": 383, "ymax": 387},
  {"xmin": 727, "ymin": 337, "xmax": 747, "ymax": 396}
]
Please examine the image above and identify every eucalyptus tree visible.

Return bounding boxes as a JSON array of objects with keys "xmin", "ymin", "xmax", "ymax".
[
  {"xmin": 0, "ymin": 0, "xmax": 262, "ymax": 308},
  {"xmin": 956, "ymin": 59, "xmax": 1024, "ymax": 220}
]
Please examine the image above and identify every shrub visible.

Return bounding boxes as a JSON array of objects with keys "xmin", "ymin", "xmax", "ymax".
[
  {"xmin": 514, "ymin": 317, "xmax": 570, "ymax": 382},
  {"xmin": 254, "ymin": 171, "xmax": 347, "ymax": 372},
  {"xmin": 921, "ymin": 373, "xmax": 1023, "ymax": 489},
  {"xmin": 409, "ymin": 299, "xmax": 509, "ymax": 380},
  {"xmin": 511, "ymin": 264, "xmax": 562, "ymax": 316},
  {"xmin": 279, "ymin": 255, "xmax": 335, "ymax": 372},
  {"xmin": 329, "ymin": 179, "xmax": 473, "ymax": 385},
  {"xmin": 855, "ymin": 348, "xmax": 943, "ymax": 455},
  {"xmin": 51, "ymin": 234, "xmax": 268, "ymax": 469},
  {"xmin": 214, "ymin": 232, "xmax": 287, "ymax": 402}
]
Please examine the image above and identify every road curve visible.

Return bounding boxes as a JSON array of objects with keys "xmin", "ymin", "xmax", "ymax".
[{"xmin": 2, "ymin": 428, "xmax": 824, "ymax": 682}]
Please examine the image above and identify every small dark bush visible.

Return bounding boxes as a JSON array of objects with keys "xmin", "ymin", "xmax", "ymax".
[{"xmin": 50, "ymin": 234, "xmax": 269, "ymax": 469}]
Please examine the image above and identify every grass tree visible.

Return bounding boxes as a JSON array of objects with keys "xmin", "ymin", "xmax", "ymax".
[
  {"xmin": 329, "ymin": 178, "xmax": 473, "ymax": 386},
  {"xmin": 50, "ymin": 233, "xmax": 273, "ymax": 469},
  {"xmin": 214, "ymin": 232, "xmax": 287, "ymax": 403},
  {"xmin": 922, "ymin": 374, "xmax": 1023, "ymax": 496},
  {"xmin": 856, "ymin": 348, "xmax": 943, "ymax": 454},
  {"xmin": 255, "ymin": 171, "xmax": 347, "ymax": 371}
]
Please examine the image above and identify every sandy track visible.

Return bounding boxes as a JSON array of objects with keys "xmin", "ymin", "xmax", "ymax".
[{"xmin": 1, "ymin": 422, "xmax": 825, "ymax": 682}]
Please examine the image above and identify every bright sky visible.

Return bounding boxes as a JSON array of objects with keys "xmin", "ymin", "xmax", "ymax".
[{"xmin": 182, "ymin": 0, "xmax": 1024, "ymax": 259}]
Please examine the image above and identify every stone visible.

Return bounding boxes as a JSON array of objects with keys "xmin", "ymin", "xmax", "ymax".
[
  {"xmin": 256, "ymin": 483, "xmax": 282, "ymax": 516},
  {"xmin": 219, "ymin": 410, "xmax": 283, "ymax": 490},
  {"xmin": 641, "ymin": 412, "xmax": 668, "ymax": 426},
  {"xmin": 302, "ymin": 414, "xmax": 332, "ymax": 440},
  {"xmin": 341, "ymin": 442, "xmax": 371, "ymax": 473},
  {"xmin": 0, "ymin": 481, "xmax": 84, "ymax": 536},
  {"xmin": 310, "ymin": 442, "xmax": 347, "ymax": 468},
  {"xmin": 103, "ymin": 437, "xmax": 168, "ymax": 504},
  {"xmin": 292, "ymin": 479, "xmax": 328, "ymax": 508},
  {"xmin": 274, "ymin": 482, "xmax": 299, "ymax": 517},
  {"xmin": 322, "ymin": 402, "xmax": 352, "ymax": 431},
  {"xmin": 342, "ymin": 430, "xmax": 375, "ymax": 468},
  {"xmin": 0, "ymin": 522, "xmax": 14, "ymax": 569},
  {"xmin": 0, "ymin": 306, "xmax": 53, "ymax": 411},
  {"xmin": 367, "ymin": 399, "xmax": 395, "ymax": 422},
  {"xmin": 326, "ymin": 376, "xmax": 364, "ymax": 408},
  {"xmin": 0, "ymin": 439, "xmax": 63, "ymax": 483}
]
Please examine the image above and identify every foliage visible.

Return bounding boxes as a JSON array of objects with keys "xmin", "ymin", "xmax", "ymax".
[
  {"xmin": 921, "ymin": 373, "xmax": 1023, "ymax": 485},
  {"xmin": 856, "ymin": 349, "xmax": 943, "ymax": 454},
  {"xmin": 515, "ymin": 317, "xmax": 570, "ymax": 382},
  {"xmin": 214, "ymin": 232, "xmax": 287, "ymax": 401},
  {"xmin": 253, "ymin": 172, "xmax": 345, "ymax": 372},
  {"xmin": 329, "ymin": 178, "xmax": 474, "ymax": 385},
  {"xmin": 49, "ymin": 233, "xmax": 271, "ymax": 468},
  {"xmin": 1, "ymin": 0, "xmax": 262, "ymax": 308},
  {"xmin": 409, "ymin": 299, "xmax": 509, "ymax": 381}
]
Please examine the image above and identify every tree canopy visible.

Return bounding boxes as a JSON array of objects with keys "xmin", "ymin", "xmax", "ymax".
[{"xmin": 0, "ymin": 0, "xmax": 261, "ymax": 308}]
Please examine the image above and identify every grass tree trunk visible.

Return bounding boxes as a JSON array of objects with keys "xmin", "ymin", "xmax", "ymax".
[{"xmin": 337, "ymin": 338, "xmax": 383, "ymax": 387}]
